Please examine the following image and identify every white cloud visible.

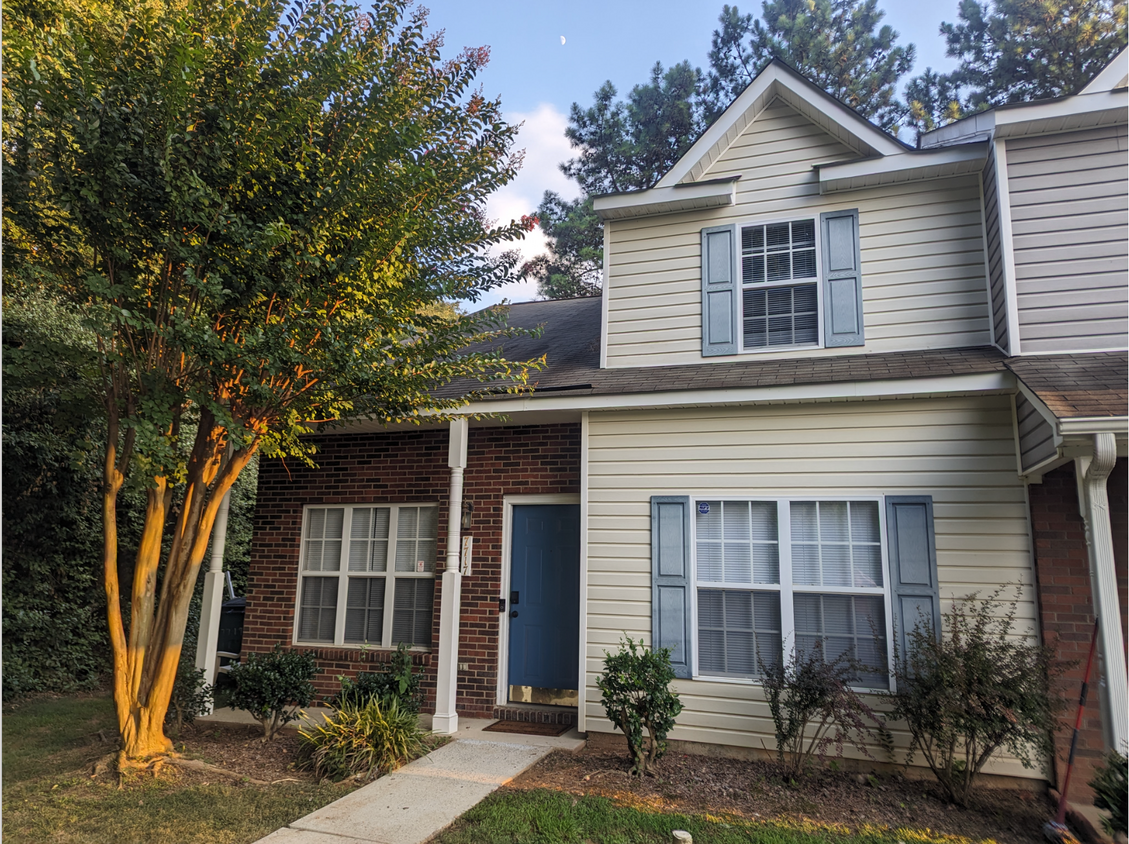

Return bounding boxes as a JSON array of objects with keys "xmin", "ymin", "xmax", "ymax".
[{"xmin": 471, "ymin": 103, "xmax": 579, "ymax": 310}]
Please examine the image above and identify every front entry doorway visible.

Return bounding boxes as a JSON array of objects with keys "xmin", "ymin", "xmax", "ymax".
[{"xmin": 507, "ymin": 504, "xmax": 580, "ymax": 706}]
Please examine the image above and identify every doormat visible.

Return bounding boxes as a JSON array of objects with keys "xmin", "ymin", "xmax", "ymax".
[{"xmin": 481, "ymin": 720, "xmax": 571, "ymax": 737}]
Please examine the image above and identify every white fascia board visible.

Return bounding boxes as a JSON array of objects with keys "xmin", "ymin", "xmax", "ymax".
[
  {"xmin": 1058, "ymin": 416, "xmax": 1129, "ymax": 436},
  {"xmin": 817, "ymin": 143, "xmax": 987, "ymax": 193},
  {"xmin": 654, "ymin": 63, "xmax": 903, "ymax": 189},
  {"xmin": 592, "ymin": 179, "xmax": 736, "ymax": 221},
  {"xmin": 446, "ymin": 371, "xmax": 1015, "ymax": 416},
  {"xmin": 1081, "ymin": 48, "xmax": 1128, "ymax": 94},
  {"xmin": 921, "ymin": 90, "xmax": 1128, "ymax": 148}
]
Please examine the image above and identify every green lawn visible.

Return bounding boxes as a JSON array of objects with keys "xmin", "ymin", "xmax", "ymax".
[
  {"xmin": 2, "ymin": 692, "xmax": 355, "ymax": 844},
  {"xmin": 435, "ymin": 789, "xmax": 979, "ymax": 844}
]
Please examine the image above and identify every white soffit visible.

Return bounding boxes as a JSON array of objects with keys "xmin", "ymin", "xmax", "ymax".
[
  {"xmin": 653, "ymin": 60, "xmax": 904, "ymax": 190},
  {"xmin": 592, "ymin": 177, "xmax": 738, "ymax": 221},
  {"xmin": 817, "ymin": 142, "xmax": 988, "ymax": 194}
]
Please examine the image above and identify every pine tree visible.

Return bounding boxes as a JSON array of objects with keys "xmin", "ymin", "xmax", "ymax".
[
  {"xmin": 704, "ymin": 0, "xmax": 916, "ymax": 131},
  {"xmin": 528, "ymin": 62, "xmax": 702, "ymax": 298},
  {"xmin": 905, "ymin": 0, "xmax": 1127, "ymax": 137}
]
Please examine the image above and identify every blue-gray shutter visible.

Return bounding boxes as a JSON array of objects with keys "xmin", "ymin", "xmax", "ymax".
[
  {"xmin": 651, "ymin": 495, "xmax": 692, "ymax": 679},
  {"xmin": 701, "ymin": 225, "xmax": 738, "ymax": 357},
  {"xmin": 885, "ymin": 496, "xmax": 941, "ymax": 667},
  {"xmin": 820, "ymin": 209, "xmax": 864, "ymax": 347}
]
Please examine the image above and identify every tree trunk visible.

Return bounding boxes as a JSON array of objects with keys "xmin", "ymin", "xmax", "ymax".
[{"xmin": 102, "ymin": 413, "xmax": 257, "ymax": 764}]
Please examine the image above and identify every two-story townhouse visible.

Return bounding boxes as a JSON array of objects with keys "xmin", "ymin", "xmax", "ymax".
[{"xmin": 233, "ymin": 53, "xmax": 1127, "ymax": 791}]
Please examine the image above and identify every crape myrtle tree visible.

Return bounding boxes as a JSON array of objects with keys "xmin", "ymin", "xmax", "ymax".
[
  {"xmin": 905, "ymin": 0, "xmax": 1127, "ymax": 136},
  {"xmin": 6, "ymin": 0, "xmax": 542, "ymax": 765},
  {"xmin": 703, "ymin": 0, "xmax": 916, "ymax": 130}
]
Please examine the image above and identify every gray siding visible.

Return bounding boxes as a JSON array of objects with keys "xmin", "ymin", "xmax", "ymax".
[
  {"xmin": 1006, "ymin": 126, "xmax": 1129, "ymax": 353},
  {"xmin": 982, "ymin": 143, "xmax": 1010, "ymax": 352},
  {"xmin": 1015, "ymin": 392, "xmax": 1057, "ymax": 473}
]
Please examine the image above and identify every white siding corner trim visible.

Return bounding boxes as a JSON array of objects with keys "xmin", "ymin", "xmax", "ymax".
[{"xmin": 993, "ymin": 139, "xmax": 1023, "ymax": 355}]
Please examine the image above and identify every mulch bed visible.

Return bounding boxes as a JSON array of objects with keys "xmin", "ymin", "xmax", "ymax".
[
  {"xmin": 505, "ymin": 745, "xmax": 1057, "ymax": 844},
  {"xmin": 167, "ymin": 722, "xmax": 313, "ymax": 784}
]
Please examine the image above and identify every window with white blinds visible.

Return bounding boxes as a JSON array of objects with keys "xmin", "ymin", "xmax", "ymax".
[
  {"xmin": 296, "ymin": 504, "xmax": 437, "ymax": 649},
  {"xmin": 693, "ymin": 498, "xmax": 890, "ymax": 688},
  {"xmin": 740, "ymin": 219, "xmax": 820, "ymax": 350}
]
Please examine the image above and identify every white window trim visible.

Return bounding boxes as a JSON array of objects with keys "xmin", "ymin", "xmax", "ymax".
[
  {"xmin": 292, "ymin": 502, "xmax": 439, "ymax": 650},
  {"xmin": 688, "ymin": 495, "xmax": 895, "ymax": 690},
  {"xmin": 735, "ymin": 213, "xmax": 825, "ymax": 355}
]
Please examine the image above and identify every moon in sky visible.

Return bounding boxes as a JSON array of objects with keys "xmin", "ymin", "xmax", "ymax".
[{"xmin": 560, "ymin": 36, "xmax": 566, "ymax": 45}]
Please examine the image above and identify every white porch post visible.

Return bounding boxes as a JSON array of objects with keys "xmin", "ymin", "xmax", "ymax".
[
  {"xmin": 1075, "ymin": 432, "xmax": 1127, "ymax": 751},
  {"xmin": 196, "ymin": 486, "xmax": 232, "ymax": 706},
  {"xmin": 433, "ymin": 418, "xmax": 468, "ymax": 734}
]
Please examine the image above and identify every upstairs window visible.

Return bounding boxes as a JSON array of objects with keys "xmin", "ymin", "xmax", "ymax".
[
  {"xmin": 740, "ymin": 220, "xmax": 819, "ymax": 349},
  {"xmin": 296, "ymin": 504, "xmax": 438, "ymax": 649}
]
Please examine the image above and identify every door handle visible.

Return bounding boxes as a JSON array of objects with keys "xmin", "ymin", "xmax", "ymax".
[
  {"xmin": 511, "ymin": 590, "xmax": 519, "ymax": 605},
  {"xmin": 510, "ymin": 610, "xmax": 519, "ymax": 618}
]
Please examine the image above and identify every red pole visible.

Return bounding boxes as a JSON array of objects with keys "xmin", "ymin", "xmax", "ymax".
[{"xmin": 1055, "ymin": 617, "xmax": 1101, "ymax": 826}]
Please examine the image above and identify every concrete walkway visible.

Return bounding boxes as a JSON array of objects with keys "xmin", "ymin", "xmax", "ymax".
[{"xmin": 255, "ymin": 719, "xmax": 584, "ymax": 844}]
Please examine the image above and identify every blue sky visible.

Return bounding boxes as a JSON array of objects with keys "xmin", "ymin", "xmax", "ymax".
[{"xmin": 418, "ymin": 0, "xmax": 964, "ymax": 306}]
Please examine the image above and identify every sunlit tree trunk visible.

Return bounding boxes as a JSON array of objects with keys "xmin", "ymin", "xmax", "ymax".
[{"xmin": 103, "ymin": 405, "xmax": 257, "ymax": 763}]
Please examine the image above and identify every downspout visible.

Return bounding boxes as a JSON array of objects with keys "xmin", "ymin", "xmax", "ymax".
[
  {"xmin": 1075, "ymin": 432, "xmax": 1127, "ymax": 751},
  {"xmin": 433, "ymin": 417, "xmax": 468, "ymax": 734},
  {"xmin": 195, "ymin": 484, "xmax": 232, "ymax": 710}
]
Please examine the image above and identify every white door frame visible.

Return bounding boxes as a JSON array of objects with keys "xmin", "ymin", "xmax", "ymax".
[{"xmin": 496, "ymin": 493, "xmax": 582, "ymax": 707}]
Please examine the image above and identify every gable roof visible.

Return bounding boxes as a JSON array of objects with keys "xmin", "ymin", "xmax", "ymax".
[
  {"xmin": 655, "ymin": 59, "xmax": 907, "ymax": 189},
  {"xmin": 1006, "ymin": 353, "xmax": 1129, "ymax": 419}
]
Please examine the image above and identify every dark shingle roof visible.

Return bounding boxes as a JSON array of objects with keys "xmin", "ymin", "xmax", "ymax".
[
  {"xmin": 1006, "ymin": 353, "xmax": 1129, "ymax": 418},
  {"xmin": 445, "ymin": 298, "xmax": 1127, "ymax": 416}
]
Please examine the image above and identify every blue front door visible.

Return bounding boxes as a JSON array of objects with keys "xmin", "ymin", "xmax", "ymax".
[{"xmin": 508, "ymin": 504, "xmax": 580, "ymax": 692}]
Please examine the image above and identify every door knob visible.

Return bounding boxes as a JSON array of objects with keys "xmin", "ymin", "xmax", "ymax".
[{"xmin": 510, "ymin": 610, "xmax": 519, "ymax": 618}]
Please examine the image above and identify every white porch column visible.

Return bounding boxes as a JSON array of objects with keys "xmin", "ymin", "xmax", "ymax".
[
  {"xmin": 1075, "ymin": 432, "xmax": 1127, "ymax": 751},
  {"xmin": 196, "ymin": 486, "xmax": 232, "ymax": 704},
  {"xmin": 433, "ymin": 418, "xmax": 468, "ymax": 735}
]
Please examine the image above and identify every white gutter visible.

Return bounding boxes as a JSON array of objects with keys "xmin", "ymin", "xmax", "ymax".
[
  {"xmin": 453, "ymin": 371, "xmax": 1016, "ymax": 417},
  {"xmin": 593, "ymin": 178, "xmax": 738, "ymax": 221},
  {"xmin": 817, "ymin": 143, "xmax": 987, "ymax": 194},
  {"xmin": 1059, "ymin": 416, "xmax": 1129, "ymax": 436},
  {"xmin": 1075, "ymin": 433, "xmax": 1128, "ymax": 751}
]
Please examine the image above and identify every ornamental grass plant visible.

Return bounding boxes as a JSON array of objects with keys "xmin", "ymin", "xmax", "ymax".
[{"xmin": 297, "ymin": 697, "xmax": 424, "ymax": 782}]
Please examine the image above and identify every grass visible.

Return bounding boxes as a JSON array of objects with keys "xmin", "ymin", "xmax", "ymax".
[
  {"xmin": 434, "ymin": 789, "xmax": 987, "ymax": 844},
  {"xmin": 2, "ymin": 691, "xmax": 356, "ymax": 844}
]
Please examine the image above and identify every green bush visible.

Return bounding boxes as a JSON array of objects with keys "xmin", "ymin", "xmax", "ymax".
[
  {"xmin": 297, "ymin": 696, "xmax": 424, "ymax": 781},
  {"xmin": 884, "ymin": 588, "xmax": 1062, "ymax": 805},
  {"xmin": 597, "ymin": 637, "xmax": 683, "ymax": 777},
  {"xmin": 329, "ymin": 643, "xmax": 421, "ymax": 714},
  {"xmin": 227, "ymin": 645, "xmax": 320, "ymax": 740},
  {"xmin": 761, "ymin": 643, "xmax": 881, "ymax": 780},
  {"xmin": 1091, "ymin": 750, "xmax": 1127, "ymax": 836}
]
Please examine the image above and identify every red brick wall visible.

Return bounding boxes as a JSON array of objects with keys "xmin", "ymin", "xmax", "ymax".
[
  {"xmin": 1030, "ymin": 458, "xmax": 1128, "ymax": 803},
  {"xmin": 243, "ymin": 423, "xmax": 581, "ymax": 717}
]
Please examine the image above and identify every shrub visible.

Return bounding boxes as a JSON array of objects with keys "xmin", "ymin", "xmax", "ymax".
[
  {"xmin": 1091, "ymin": 750, "xmax": 1127, "ymax": 836},
  {"xmin": 330, "ymin": 643, "xmax": 421, "ymax": 714},
  {"xmin": 167, "ymin": 665, "xmax": 214, "ymax": 737},
  {"xmin": 227, "ymin": 645, "xmax": 320, "ymax": 740},
  {"xmin": 597, "ymin": 637, "xmax": 683, "ymax": 776},
  {"xmin": 760, "ymin": 643, "xmax": 881, "ymax": 780},
  {"xmin": 297, "ymin": 697, "xmax": 424, "ymax": 781},
  {"xmin": 884, "ymin": 588, "xmax": 1062, "ymax": 805}
]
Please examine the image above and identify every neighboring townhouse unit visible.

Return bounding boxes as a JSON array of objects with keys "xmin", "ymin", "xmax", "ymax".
[{"xmin": 234, "ymin": 53, "xmax": 1127, "ymax": 794}]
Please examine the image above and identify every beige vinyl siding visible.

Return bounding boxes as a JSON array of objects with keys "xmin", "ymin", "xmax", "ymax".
[
  {"xmin": 585, "ymin": 395, "xmax": 1039, "ymax": 778},
  {"xmin": 1015, "ymin": 393, "xmax": 1057, "ymax": 473},
  {"xmin": 604, "ymin": 100, "xmax": 992, "ymax": 368},
  {"xmin": 982, "ymin": 144, "xmax": 1010, "ymax": 352},
  {"xmin": 1006, "ymin": 126, "xmax": 1129, "ymax": 353}
]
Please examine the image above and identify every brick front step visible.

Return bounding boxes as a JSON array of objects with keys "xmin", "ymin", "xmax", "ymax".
[{"xmin": 492, "ymin": 704, "xmax": 577, "ymax": 726}]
